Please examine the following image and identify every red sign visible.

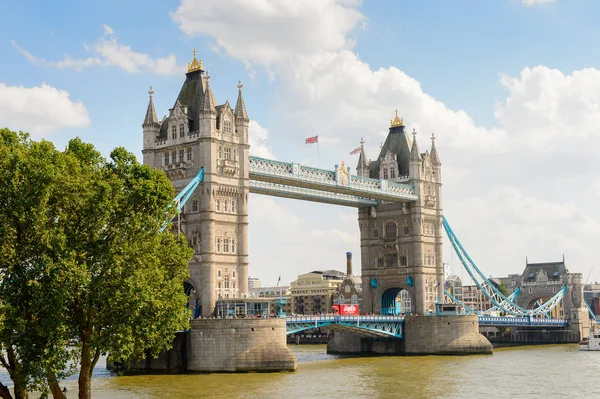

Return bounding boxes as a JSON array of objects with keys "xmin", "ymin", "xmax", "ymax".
[{"xmin": 339, "ymin": 304, "xmax": 359, "ymax": 315}]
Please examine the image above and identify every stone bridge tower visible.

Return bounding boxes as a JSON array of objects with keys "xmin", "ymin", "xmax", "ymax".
[
  {"xmin": 357, "ymin": 111, "xmax": 444, "ymax": 316},
  {"xmin": 142, "ymin": 50, "xmax": 250, "ymax": 317}
]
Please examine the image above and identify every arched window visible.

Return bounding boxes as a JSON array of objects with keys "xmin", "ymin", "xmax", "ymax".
[
  {"xmin": 171, "ymin": 125, "xmax": 177, "ymax": 140},
  {"xmin": 224, "ymin": 278, "xmax": 230, "ymax": 289},
  {"xmin": 179, "ymin": 124, "xmax": 185, "ymax": 138},
  {"xmin": 217, "ymin": 270, "xmax": 221, "ymax": 278},
  {"xmin": 232, "ymin": 271, "xmax": 236, "ymax": 278},
  {"xmin": 216, "ymin": 199, "xmax": 220, "ymax": 211},
  {"xmin": 385, "ymin": 222, "xmax": 396, "ymax": 238},
  {"xmin": 223, "ymin": 239, "xmax": 230, "ymax": 253}
]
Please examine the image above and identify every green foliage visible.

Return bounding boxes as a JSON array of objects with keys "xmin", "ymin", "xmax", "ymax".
[
  {"xmin": 498, "ymin": 282, "xmax": 509, "ymax": 298},
  {"xmin": 0, "ymin": 129, "xmax": 192, "ymax": 398}
]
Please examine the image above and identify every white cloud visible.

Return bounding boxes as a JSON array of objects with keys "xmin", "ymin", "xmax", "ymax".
[
  {"xmin": 174, "ymin": 0, "xmax": 600, "ymax": 284},
  {"xmin": 248, "ymin": 120, "xmax": 275, "ymax": 159},
  {"xmin": 171, "ymin": 0, "xmax": 363, "ymax": 69},
  {"xmin": 522, "ymin": 0, "xmax": 554, "ymax": 6},
  {"xmin": 0, "ymin": 83, "xmax": 90, "ymax": 135},
  {"xmin": 12, "ymin": 25, "xmax": 184, "ymax": 75}
]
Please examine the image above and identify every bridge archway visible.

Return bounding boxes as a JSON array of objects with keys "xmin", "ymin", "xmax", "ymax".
[
  {"xmin": 184, "ymin": 280, "xmax": 201, "ymax": 319},
  {"xmin": 380, "ymin": 287, "xmax": 412, "ymax": 315},
  {"xmin": 522, "ymin": 293, "xmax": 564, "ymax": 319}
]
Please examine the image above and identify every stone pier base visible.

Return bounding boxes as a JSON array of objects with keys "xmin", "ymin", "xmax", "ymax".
[
  {"xmin": 403, "ymin": 315, "xmax": 492, "ymax": 355},
  {"xmin": 327, "ymin": 315, "xmax": 492, "ymax": 356},
  {"xmin": 188, "ymin": 318, "xmax": 297, "ymax": 372}
]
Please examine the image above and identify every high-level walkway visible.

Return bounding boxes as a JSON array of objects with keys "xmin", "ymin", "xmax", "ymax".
[{"xmin": 249, "ymin": 156, "xmax": 417, "ymax": 207}]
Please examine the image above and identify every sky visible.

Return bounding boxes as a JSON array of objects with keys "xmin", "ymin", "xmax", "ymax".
[{"xmin": 2, "ymin": 0, "xmax": 600, "ymax": 287}]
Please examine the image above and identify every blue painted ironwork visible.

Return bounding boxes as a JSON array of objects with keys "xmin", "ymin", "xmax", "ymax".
[
  {"xmin": 286, "ymin": 315, "xmax": 568, "ymax": 338},
  {"xmin": 161, "ymin": 167, "xmax": 204, "ymax": 231},
  {"xmin": 286, "ymin": 315, "xmax": 404, "ymax": 338},
  {"xmin": 584, "ymin": 300, "xmax": 599, "ymax": 323},
  {"xmin": 248, "ymin": 156, "xmax": 417, "ymax": 203},
  {"xmin": 443, "ymin": 216, "xmax": 567, "ymax": 317}
]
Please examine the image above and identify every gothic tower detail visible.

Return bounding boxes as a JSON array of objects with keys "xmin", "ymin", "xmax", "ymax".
[
  {"xmin": 141, "ymin": 49, "xmax": 250, "ymax": 317},
  {"xmin": 358, "ymin": 111, "xmax": 444, "ymax": 315}
]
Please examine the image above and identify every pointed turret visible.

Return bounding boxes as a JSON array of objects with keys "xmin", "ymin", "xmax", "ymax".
[
  {"xmin": 234, "ymin": 80, "xmax": 249, "ymax": 121},
  {"xmin": 142, "ymin": 86, "xmax": 160, "ymax": 163},
  {"xmin": 201, "ymin": 73, "xmax": 216, "ymax": 114},
  {"xmin": 410, "ymin": 128, "xmax": 422, "ymax": 162},
  {"xmin": 143, "ymin": 86, "xmax": 158, "ymax": 126},
  {"xmin": 356, "ymin": 138, "xmax": 370, "ymax": 178},
  {"xmin": 430, "ymin": 133, "xmax": 441, "ymax": 165}
]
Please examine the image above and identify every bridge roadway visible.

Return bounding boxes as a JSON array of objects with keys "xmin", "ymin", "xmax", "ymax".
[{"xmin": 286, "ymin": 315, "xmax": 569, "ymax": 339}]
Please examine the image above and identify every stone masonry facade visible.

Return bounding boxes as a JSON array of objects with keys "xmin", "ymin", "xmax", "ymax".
[{"xmin": 142, "ymin": 50, "xmax": 250, "ymax": 317}]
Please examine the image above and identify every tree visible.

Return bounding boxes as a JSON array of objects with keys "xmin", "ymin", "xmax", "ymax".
[{"xmin": 0, "ymin": 129, "xmax": 192, "ymax": 399}]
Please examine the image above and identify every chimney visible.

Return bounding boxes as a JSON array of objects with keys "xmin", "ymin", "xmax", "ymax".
[{"xmin": 346, "ymin": 252, "xmax": 353, "ymax": 276}]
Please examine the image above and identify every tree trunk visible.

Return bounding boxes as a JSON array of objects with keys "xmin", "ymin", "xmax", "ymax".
[
  {"xmin": 78, "ymin": 342, "xmax": 92, "ymax": 399},
  {"xmin": 6, "ymin": 348, "xmax": 27, "ymax": 399},
  {"xmin": 0, "ymin": 383, "xmax": 13, "ymax": 399},
  {"xmin": 46, "ymin": 370, "xmax": 66, "ymax": 399},
  {"xmin": 12, "ymin": 384, "xmax": 27, "ymax": 399}
]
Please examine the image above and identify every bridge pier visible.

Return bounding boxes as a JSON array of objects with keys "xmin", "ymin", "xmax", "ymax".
[{"xmin": 327, "ymin": 315, "xmax": 492, "ymax": 356}]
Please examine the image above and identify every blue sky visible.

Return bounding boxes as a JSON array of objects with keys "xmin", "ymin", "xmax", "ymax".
[{"xmin": 2, "ymin": 0, "xmax": 600, "ymax": 285}]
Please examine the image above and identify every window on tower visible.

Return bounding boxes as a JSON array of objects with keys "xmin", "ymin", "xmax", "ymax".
[
  {"xmin": 164, "ymin": 152, "xmax": 169, "ymax": 165},
  {"xmin": 216, "ymin": 199, "xmax": 221, "ymax": 211},
  {"xmin": 386, "ymin": 252, "xmax": 398, "ymax": 267},
  {"xmin": 233, "ymin": 271, "xmax": 236, "ymax": 278},
  {"xmin": 171, "ymin": 151, "xmax": 176, "ymax": 164},
  {"xmin": 383, "ymin": 168, "xmax": 388, "ymax": 180},
  {"xmin": 223, "ymin": 239, "xmax": 229, "ymax": 253},
  {"xmin": 385, "ymin": 222, "xmax": 396, "ymax": 238},
  {"xmin": 224, "ymin": 199, "xmax": 228, "ymax": 212},
  {"xmin": 390, "ymin": 169, "xmax": 396, "ymax": 179},
  {"xmin": 231, "ymin": 200, "xmax": 236, "ymax": 213},
  {"xmin": 171, "ymin": 124, "xmax": 177, "ymax": 140},
  {"xmin": 224, "ymin": 147, "xmax": 231, "ymax": 160},
  {"xmin": 192, "ymin": 200, "xmax": 198, "ymax": 212},
  {"xmin": 218, "ymin": 146, "xmax": 222, "ymax": 159},
  {"xmin": 216, "ymin": 238, "xmax": 221, "ymax": 253},
  {"xmin": 224, "ymin": 119, "xmax": 232, "ymax": 134},
  {"xmin": 179, "ymin": 149, "xmax": 184, "ymax": 163},
  {"xmin": 400, "ymin": 255, "xmax": 408, "ymax": 266},
  {"xmin": 187, "ymin": 147, "xmax": 192, "ymax": 161},
  {"xmin": 231, "ymin": 239, "xmax": 236, "ymax": 254},
  {"xmin": 179, "ymin": 124, "xmax": 184, "ymax": 138}
]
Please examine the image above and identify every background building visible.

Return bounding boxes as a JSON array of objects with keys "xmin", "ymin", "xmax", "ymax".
[
  {"xmin": 248, "ymin": 277, "xmax": 261, "ymax": 289},
  {"xmin": 290, "ymin": 270, "xmax": 346, "ymax": 315},
  {"xmin": 249, "ymin": 285, "xmax": 291, "ymax": 315}
]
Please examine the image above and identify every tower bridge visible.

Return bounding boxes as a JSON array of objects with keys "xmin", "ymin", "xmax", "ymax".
[{"xmin": 141, "ymin": 51, "xmax": 590, "ymax": 356}]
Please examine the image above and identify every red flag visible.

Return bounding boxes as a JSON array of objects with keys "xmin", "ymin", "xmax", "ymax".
[
  {"xmin": 305, "ymin": 135, "xmax": 318, "ymax": 144},
  {"xmin": 349, "ymin": 146, "xmax": 361, "ymax": 155}
]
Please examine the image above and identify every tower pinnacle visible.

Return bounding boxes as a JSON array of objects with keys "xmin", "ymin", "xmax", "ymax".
[
  {"xmin": 187, "ymin": 48, "xmax": 203, "ymax": 73},
  {"xmin": 430, "ymin": 133, "xmax": 441, "ymax": 165},
  {"xmin": 234, "ymin": 79, "xmax": 249, "ymax": 121},
  {"xmin": 143, "ymin": 85, "xmax": 158, "ymax": 126},
  {"xmin": 410, "ymin": 128, "xmax": 421, "ymax": 161}
]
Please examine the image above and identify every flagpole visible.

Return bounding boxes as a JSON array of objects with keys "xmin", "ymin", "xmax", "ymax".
[{"xmin": 317, "ymin": 138, "xmax": 320, "ymax": 168}]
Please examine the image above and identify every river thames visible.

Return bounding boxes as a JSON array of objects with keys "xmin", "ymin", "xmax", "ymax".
[{"xmin": 36, "ymin": 344, "xmax": 598, "ymax": 398}]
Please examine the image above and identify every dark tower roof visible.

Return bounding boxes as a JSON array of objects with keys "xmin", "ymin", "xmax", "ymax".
[
  {"xmin": 158, "ymin": 50, "xmax": 205, "ymax": 139},
  {"xmin": 369, "ymin": 110, "xmax": 412, "ymax": 178}
]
